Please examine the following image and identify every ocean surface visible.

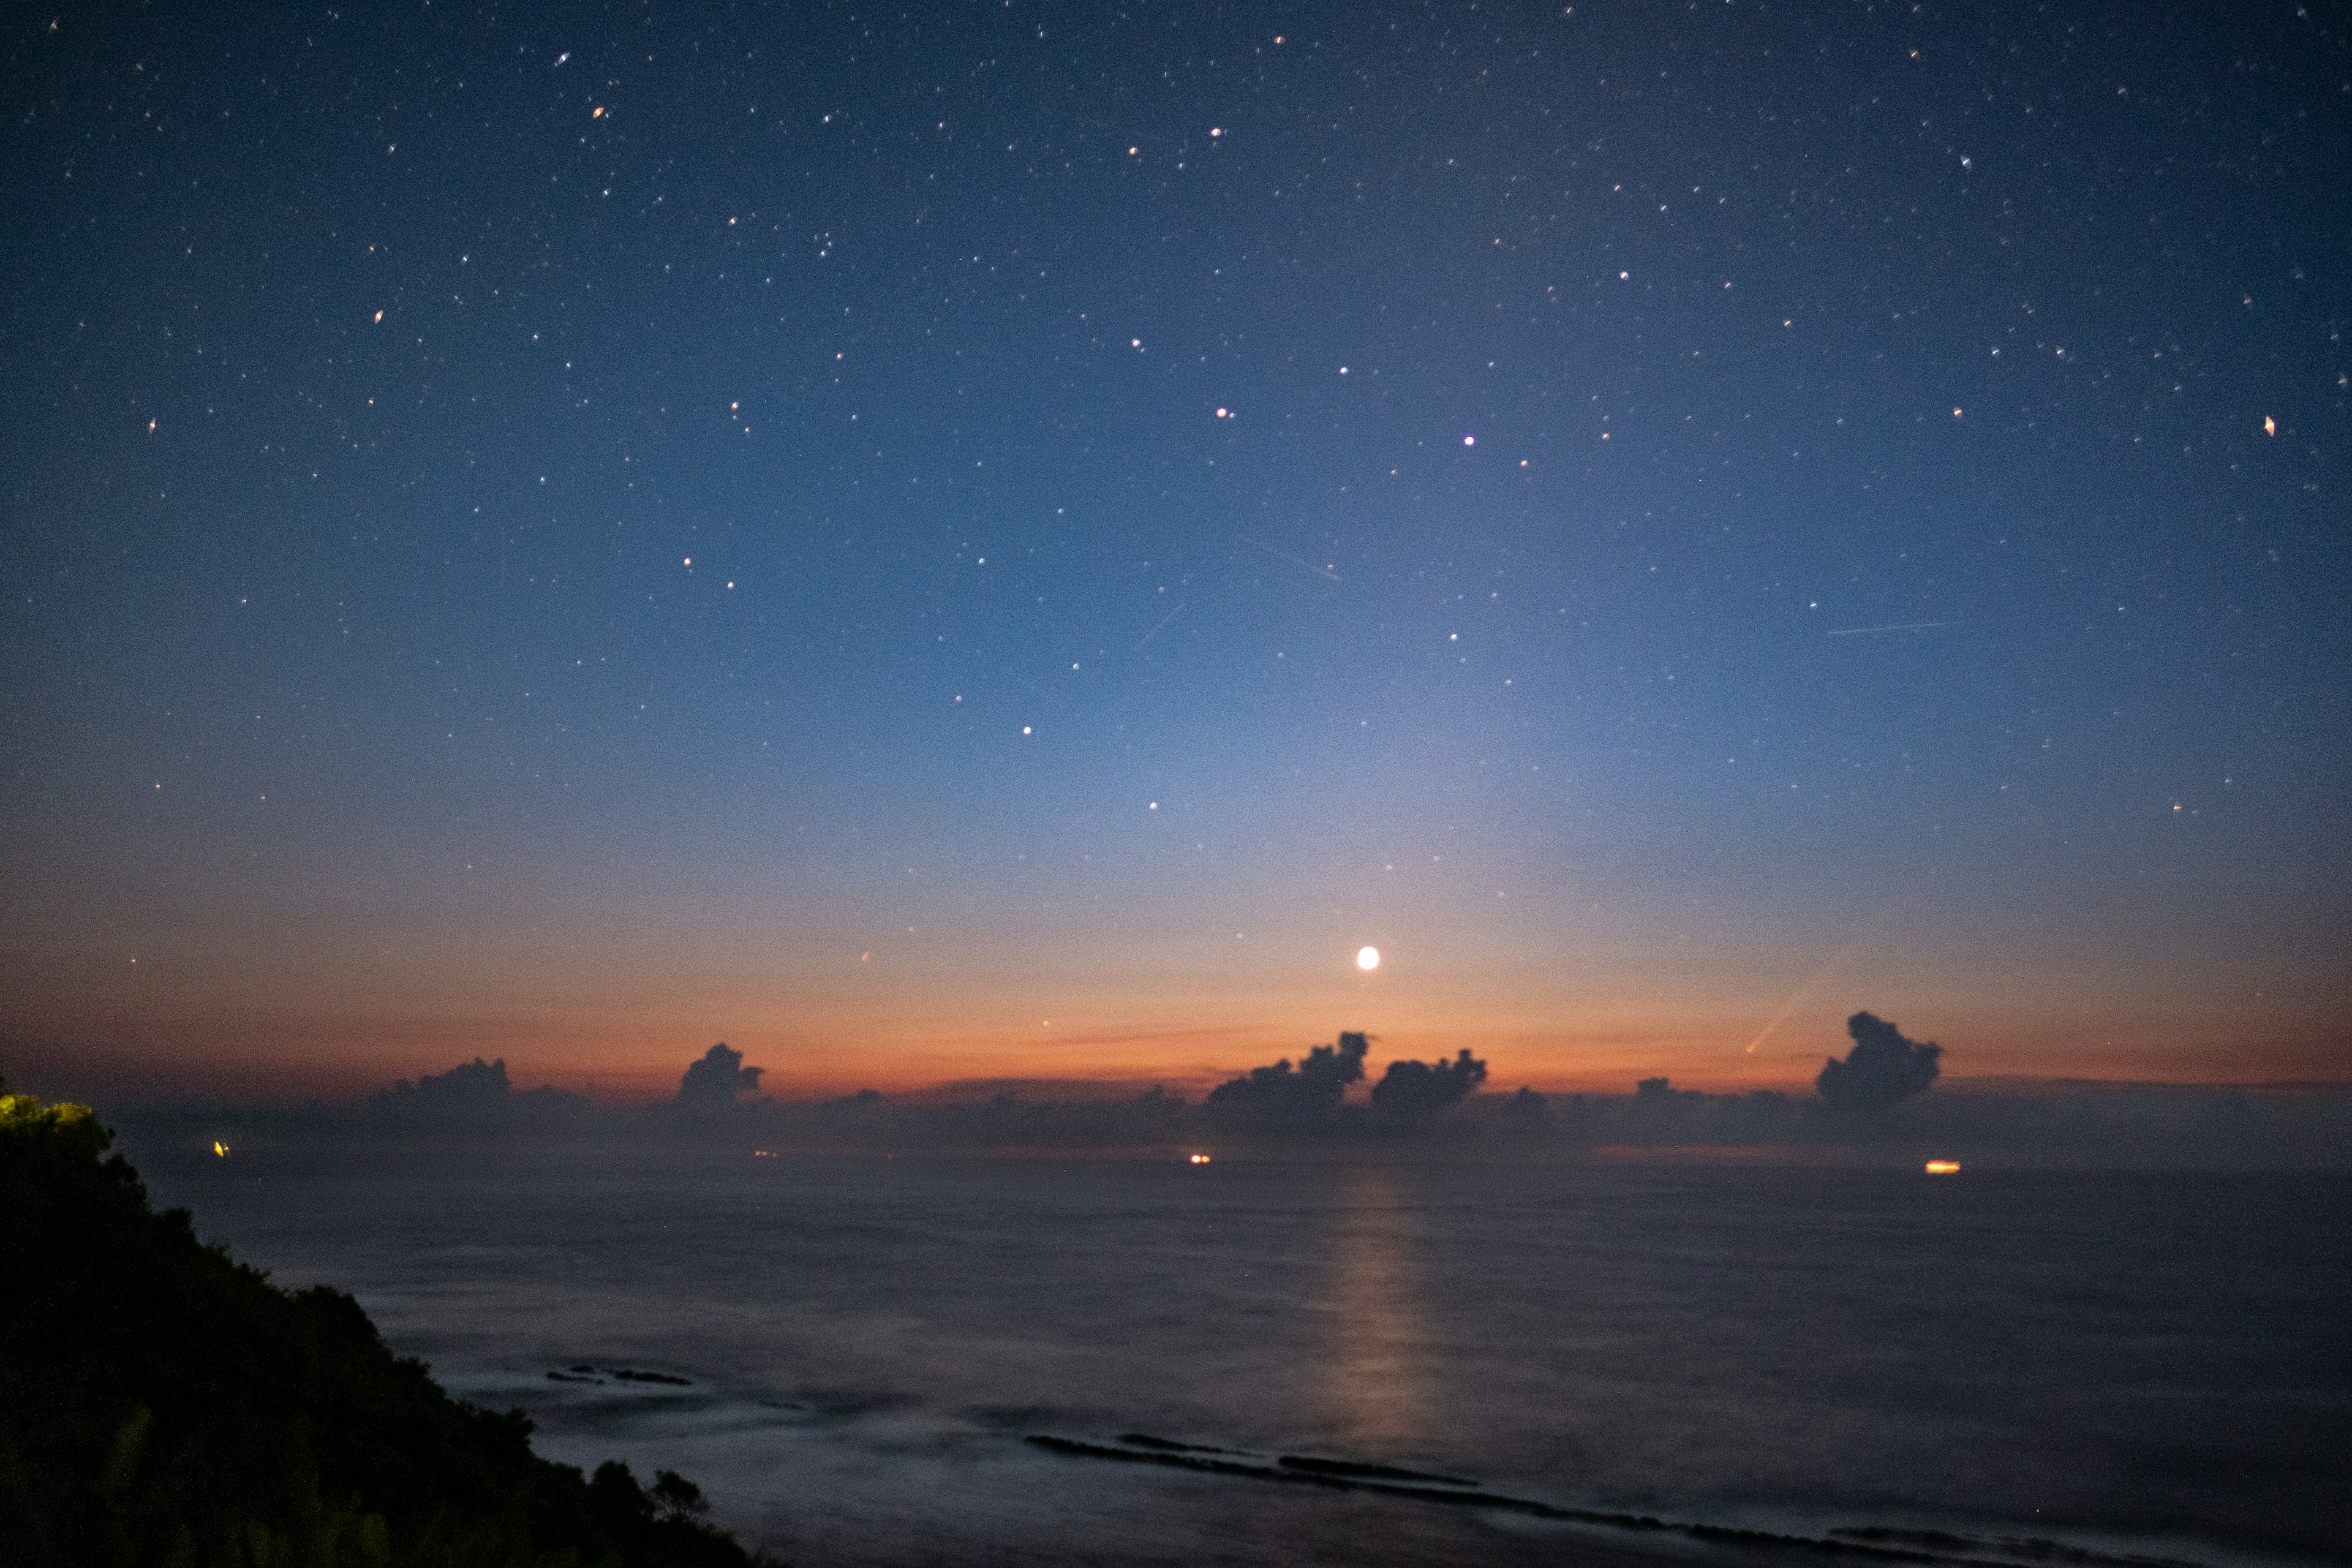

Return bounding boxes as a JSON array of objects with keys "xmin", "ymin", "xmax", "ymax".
[{"xmin": 129, "ymin": 1140, "xmax": 2350, "ymax": 1568}]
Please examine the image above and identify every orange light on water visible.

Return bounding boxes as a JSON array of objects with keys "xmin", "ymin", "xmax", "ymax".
[{"xmin": 1924, "ymin": 1160, "xmax": 1961, "ymax": 1175}]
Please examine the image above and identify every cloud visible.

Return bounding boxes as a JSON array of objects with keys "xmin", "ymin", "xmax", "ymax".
[
  {"xmin": 1202, "ymin": 1032, "xmax": 1368, "ymax": 1128},
  {"xmin": 91, "ymin": 1047, "xmax": 2352, "ymax": 1169},
  {"xmin": 676, "ymin": 1042, "xmax": 763, "ymax": 1108},
  {"xmin": 1369, "ymin": 1050, "xmax": 1488, "ymax": 1125},
  {"xmin": 1494, "ymin": 1085, "xmax": 1551, "ymax": 1134},
  {"xmin": 1817, "ymin": 1011, "xmax": 1943, "ymax": 1111},
  {"xmin": 918, "ymin": 1085, "xmax": 1189, "ymax": 1149},
  {"xmin": 1634, "ymin": 1075, "xmax": 1700, "ymax": 1110},
  {"xmin": 377, "ymin": 1056, "xmax": 512, "ymax": 1110},
  {"xmin": 364, "ymin": 1058, "xmax": 586, "ymax": 1121},
  {"xmin": 130, "ymin": 1005, "xmax": 2342, "ymax": 1170}
]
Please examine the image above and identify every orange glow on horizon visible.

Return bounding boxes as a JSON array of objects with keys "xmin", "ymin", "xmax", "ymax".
[
  {"xmin": 7, "ymin": 912, "xmax": 2345, "ymax": 1105},
  {"xmin": 16, "ymin": 1011, "xmax": 2345, "ymax": 1109}
]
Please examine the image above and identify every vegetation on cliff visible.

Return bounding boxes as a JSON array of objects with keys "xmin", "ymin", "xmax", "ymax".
[{"xmin": 0, "ymin": 1081, "xmax": 764, "ymax": 1567}]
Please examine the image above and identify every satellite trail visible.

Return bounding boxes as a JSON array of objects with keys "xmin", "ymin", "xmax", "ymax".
[
  {"xmin": 1825, "ymin": 619, "xmax": 1966, "ymax": 637},
  {"xmin": 1133, "ymin": 601, "xmax": 1186, "ymax": 650}
]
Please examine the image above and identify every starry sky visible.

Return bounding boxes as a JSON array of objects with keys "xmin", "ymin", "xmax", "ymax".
[{"xmin": 4, "ymin": 1, "xmax": 2346, "ymax": 1104}]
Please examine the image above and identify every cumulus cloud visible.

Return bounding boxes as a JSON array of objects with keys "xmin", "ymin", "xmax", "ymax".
[
  {"xmin": 1634, "ymin": 1076, "xmax": 1697, "ymax": 1108},
  {"xmin": 1496, "ymin": 1086, "xmax": 1551, "ymax": 1134},
  {"xmin": 676, "ymin": 1042, "xmax": 764, "ymax": 1107},
  {"xmin": 364, "ymin": 1058, "xmax": 585, "ymax": 1121},
  {"xmin": 382, "ymin": 1057, "xmax": 512, "ymax": 1110},
  {"xmin": 1816, "ymin": 1011, "xmax": 1943, "ymax": 1111},
  {"xmin": 1203, "ymin": 1032, "xmax": 1368, "ymax": 1127},
  {"xmin": 1369, "ymin": 1049, "xmax": 1488, "ymax": 1125}
]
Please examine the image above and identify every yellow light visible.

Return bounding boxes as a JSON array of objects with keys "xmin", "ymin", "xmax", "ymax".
[
  {"xmin": 1188, "ymin": 1153, "xmax": 1211, "ymax": 1164},
  {"xmin": 213, "ymin": 1141, "xmax": 229, "ymax": 1158},
  {"xmin": 1924, "ymin": 1160, "xmax": 1961, "ymax": 1175}
]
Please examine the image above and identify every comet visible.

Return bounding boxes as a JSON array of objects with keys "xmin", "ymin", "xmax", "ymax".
[{"xmin": 1237, "ymin": 535, "xmax": 1340, "ymax": 583}]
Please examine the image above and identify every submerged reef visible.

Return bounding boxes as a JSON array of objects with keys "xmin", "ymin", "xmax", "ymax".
[{"xmin": 0, "ymin": 1080, "xmax": 763, "ymax": 1567}]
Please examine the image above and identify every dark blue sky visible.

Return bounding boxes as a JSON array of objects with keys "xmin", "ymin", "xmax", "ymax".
[{"xmin": 4, "ymin": 1, "xmax": 2346, "ymax": 1099}]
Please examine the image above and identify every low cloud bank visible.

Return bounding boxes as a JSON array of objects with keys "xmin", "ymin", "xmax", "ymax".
[
  {"xmin": 66, "ymin": 1018, "xmax": 2352, "ymax": 1169},
  {"xmin": 366, "ymin": 1057, "xmax": 587, "ymax": 1123}
]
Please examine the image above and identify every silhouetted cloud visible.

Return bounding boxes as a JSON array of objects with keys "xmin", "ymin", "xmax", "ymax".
[
  {"xmin": 916, "ymin": 1085, "xmax": 1189, "ymax": 1149},
  {"xmin": 676, "ymin": 1042, "xmax": 763, "ymax": 1107},
  {"xmin": 364, "ymin": 1058, "xmax": 586, "ymax": 1121},
  {"xmin": 1369, "ymin": 1050, "xmax": 1488, "ymax": 1125},
  {"xmin": 380, "ymin": 1057, "xmax": 512, "ymax": 1110},
  {"xmin": 1496, "ymin": 1086, "xmax": 1550, "ymax": 1134},
  {"xmin": 1634, "ymin": 1076, "xmax": 1698, "ymax": 1109},
  {"xmin": 124, "ymin": 1006, "xmax": 2343, "ymax": 1169},
  {"xmin": 1817, "ymin": 1011, "xmax": 1943, "ymax": 1111},
  {"xmin": 680, "ymin": 1082, "xmax": 1194, "ymax": 1153},
  {"xmin": 1202, "ymin": 1033, "xmax": 1368, "ymax": 1128}
]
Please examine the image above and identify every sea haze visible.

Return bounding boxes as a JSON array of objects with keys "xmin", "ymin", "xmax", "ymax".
[{"xmin": 132, "ymin": 1141, "xmax": 2349, "ymax": 1568}]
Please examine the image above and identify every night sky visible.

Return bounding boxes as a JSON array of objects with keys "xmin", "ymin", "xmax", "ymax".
[{"xmin": 5, "ymin": 1, "xmax": 2346, "ymax": 1102}]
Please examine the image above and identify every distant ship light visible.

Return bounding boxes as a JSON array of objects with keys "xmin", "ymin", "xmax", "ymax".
[{"xmin": 1924, "ymin": 1160, "xmax": 1961, "ymax": 1175}]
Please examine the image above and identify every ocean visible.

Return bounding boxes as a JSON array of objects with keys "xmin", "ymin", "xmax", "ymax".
[{"xmin": 129, "ymin": 1140, "xmax": 2350, "ymax": 1568}]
